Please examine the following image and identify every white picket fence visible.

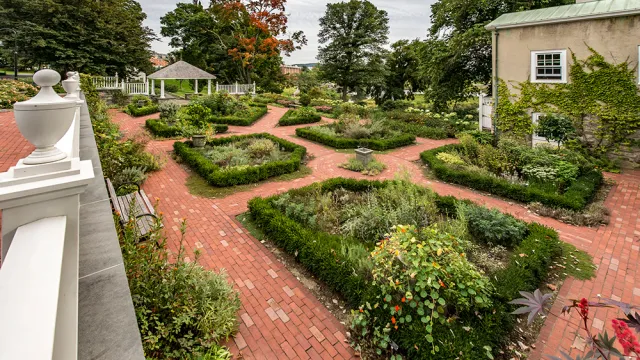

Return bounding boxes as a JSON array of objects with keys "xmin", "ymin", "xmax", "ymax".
[
  {"xmin": 124, "ymin": 82, "xmax": 148, "ymax": 95},
  {"xmin": 92, "ymin": 76, "xmax": 148, "ymax": 95},
  {"xmin": 92, "ymin": 76, "xmax": 119, "ymax": 90},
  {"xmin": 217, "ymin": 82, "xmax": 256, "ymax": 95},
  {"xmin": 478, "ymin": 93, "xmax": 493, "ymax": 131}
]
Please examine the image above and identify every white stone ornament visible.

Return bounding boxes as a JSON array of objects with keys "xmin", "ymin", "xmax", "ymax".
[{"xmin": 13, "ymin": 69, "xmax": 76, "ymax": 165}]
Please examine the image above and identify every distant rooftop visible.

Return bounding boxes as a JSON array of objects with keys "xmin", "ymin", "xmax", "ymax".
[{"xmin": 486, "ymin": 0, "xmax": 640, "ymax": 30}]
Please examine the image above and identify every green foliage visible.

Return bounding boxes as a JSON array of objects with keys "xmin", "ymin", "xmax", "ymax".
[
  {"xmin": 381, "ymin": 99, "xmax": 412, "ymax": 111},
  {"xmin": 299, "ymin": 93, "xmax": 311, "ymax": 106},
  {"xmin": 278, "ymin": 107, "xmax": 322, "ymax": 126},
  {"xmin": 372, "ymin": 40, "xmax": 423, "ymax": 103},
  {"xmin": 208, "ymin": 104, "xmax": 268, "ymax": 126},
  {"xmin": 497, "ymin": 49, "xmax": 640, "ymax": 155},
  {"xmin": 461, "ymin": 205, "xmax": 529, "ymax": 248},
  {"xmin": 109, "ymin": 90, "xmax": 129, "ymax": 107},
  {"xmin": 421, "ymin": 144, "xmax": 603, "ymax": 210},
  {"xmin": 158, "ymin": 102, "xmax": 180, "ymax": 122},
  {"xmin": 0, "ymin": 79, "xmax": 37, "ymax": 109},
  {"xmin": 436, "ymin": 152, "xmax": 465, "ymax": 165},
  {"xmin": 120, "ymin": 216, "xmax": 240, "ymax": 359},
  {"xmin": 339, "ymin": 157, "xmax": 387, "ymax": 176},
  {"xmin": 1, "ymin": 0, "xmax": 155, "ymax": 75},
  {"xmin": 296, "ymin": 124, "xmax": 416, "ymax": 151},
  {"xmin": 184, "ymin": 102, "xmax": 212, "ymax": 130},
  {"xmin": 174, "ymin": 133, "xmax": 306, "ymax": 187},
  {"xmin": 125, "ymin": 104, "xmax": 159, "ymax": 117},
  {"xmin": 536, "ymin": 114, "xmax": 575, "ymax": 146},
  {"xmin": 146, "ymin": 119, "xmax": 227, "ymax": 138},
  {"xmin": 317, "ymin": 0, "xmax": 390, "ymax": 100}
]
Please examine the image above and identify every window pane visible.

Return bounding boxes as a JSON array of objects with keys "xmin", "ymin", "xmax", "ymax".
[{"xmin": 534, "ymin": 52, "xmax": 563, "ymax": 81}]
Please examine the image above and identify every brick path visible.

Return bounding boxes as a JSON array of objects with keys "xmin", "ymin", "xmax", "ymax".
[{"xmin": 1, "ymin": 107, "xmax": 639, "ymax": 358}]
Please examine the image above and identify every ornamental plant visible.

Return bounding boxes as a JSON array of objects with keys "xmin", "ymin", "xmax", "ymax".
[
  {"xmin": 184, "ymin": 102, "xmax": 212, "ymax": 133},
  {"xmin": 511, "ymin": 291, "xmax": 640, "ymax": 359},
  {"xmin": 352, "ymin": 225, "xmax": 493, "ymax": 356},
  {"xmin": 536, "ymin": 114, "xmax": 576, "ymax": 148}
]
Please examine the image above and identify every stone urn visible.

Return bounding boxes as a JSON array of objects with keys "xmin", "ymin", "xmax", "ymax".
[
  {"xmin": 355, "ymin": 147, "xmax": 373, "ymax": 165},
  {"xmin": 13, "ymin": 69, "xmax": 76, "ymax": 164},
  {"xmin": 192, "ymin": 135, "xmax": 206, "ymax": 148}
]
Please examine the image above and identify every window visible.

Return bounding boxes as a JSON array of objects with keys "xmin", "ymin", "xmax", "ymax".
[{"xmin": 530, "ymin": 50, "xmax": 567, "ymax": 83}]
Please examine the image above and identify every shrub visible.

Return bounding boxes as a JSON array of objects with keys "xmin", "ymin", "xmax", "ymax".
[
  {"xmin": 278, "ymin": 107, "xmax": 321, "ymax": 126},
  {"xmin": 109, "ymin": 90, "xmax": 129, "ymax": 107},
  {"xmin": 421, "ymin": 144, "xmax": 603, "ymax": 211},
  {"xmin": 299, "ymin": 93, "xmax": 311, "ymax": 106},
  {"xmin": 461, "ymin": 204, "xmax": 529, "ymax": 248},
  {"xmin": 158, "ymin": 101, "xmax": 180, "ymax": 122},
  {"xmin": 384, "ymin": 119, "xmax": 449, "ymax": 139},
  {"xmin": 208, "ymin": 104, "xmax": 268, "ymax": 126},
  {"xmin": 0, "ymin": 79, "xmax": 38, "ymax": 109},
  {"xmin": 146, "ymin": 119, "xmax": 227, "ymax": 138},
  {"xmin": 380, "ymin": 99, "xmax": 412, "ymax": 111},
  {"xmin": 174, "ymin": 133, "xmax": 306, "ymax": 186},
  {"xmin": 126, "ymin": 103, "xmax": 159, "ymax": 117},
  {"xmin": 296, "ymin": 125, "xmax": 416, "ymax": 151},
  {"xmin": 184, "ymin": 102, "xmax": 212, "ymax": 129},
  {"xmin": 121, "ymin": 215, "xmax": 240, "ymax": 359},
  {"xmin": 339, "ymin": 157, "xmax": 386, "ymax": 176},
  {"xmin": 436, "ymin": 152, "xmax": 465, "ymax": 165}
]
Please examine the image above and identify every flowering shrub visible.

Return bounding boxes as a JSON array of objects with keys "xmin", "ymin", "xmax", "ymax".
[
  {"xmin": 314, "ymin": 105, "xmax": 333, "ymax": 113},
  {"xmin": 436, "ymin": 152, "xmax": 465, "ymax": 165},
  {"xmin": 0, "ymin": 80, "xmax": 37, "ymax": 109}
]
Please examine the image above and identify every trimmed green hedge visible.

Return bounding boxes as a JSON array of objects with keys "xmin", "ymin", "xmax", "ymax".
[
  {"xmin": 208, "ymin": 104, "xmax": 268, "ymax": 126},
  {"xmin": 126, "ymin": 104, "xmax": 159, "ymax": 117},
  {"xmin": 295, "ymin": 126, "xmax": 416, "ymax": 151},
  {"xmin": 145, "ymin": 119, "xmax": 228, "ymax": 138},
  {"xmin": 385, "ymin": 119, "xmax": 449, "ymax": 140},
  {"xmin": 247, "ymin": 177, "xmax": 564, "ymax": 359},
  {"xmin": 421, "ymin": 144, "xmax": 603, "ymax": 211},
  {"xmin": 174, "ymin": 133, "xmax": 306, "ymax": 187},
  {"xmin": 278, "ymin": 109, "xmax": 322, "ymax": 126}
]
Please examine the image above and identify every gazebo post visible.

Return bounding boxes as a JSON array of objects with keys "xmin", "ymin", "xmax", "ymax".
[
  {"xmin": 208, "ymin": 80, "xmax": 211, "ymax": 95},
  {"xmin": 195, "ymin": 79, "xmax": 198, "ymax": 94},
  {"xmin": 151, "ymin": 79, "xmax": 155, "ymax": 96},
  {"xmin": 160, "ymin": 80, "xmax": 165, "ymax": 99}
]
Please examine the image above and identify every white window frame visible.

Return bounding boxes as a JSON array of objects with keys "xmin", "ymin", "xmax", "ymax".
[{"xmin": 530, "ymin": 50, "xmax": 567, "ymax": 84}]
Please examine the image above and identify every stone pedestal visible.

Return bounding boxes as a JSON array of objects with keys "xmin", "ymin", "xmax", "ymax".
[{"xmin": 355, "ymin": 147, "xmax": 373, "ymax": 165}]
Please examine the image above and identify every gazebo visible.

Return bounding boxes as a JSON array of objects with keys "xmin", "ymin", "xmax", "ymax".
[{"xmin": 147, "ymin": 60, "xmax": 217, "ymax": 99}]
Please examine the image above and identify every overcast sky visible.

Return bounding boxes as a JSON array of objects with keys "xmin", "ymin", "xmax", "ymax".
[{"xmin": 139, "ymin": 0, "xmax": 435, "ymax": 65}]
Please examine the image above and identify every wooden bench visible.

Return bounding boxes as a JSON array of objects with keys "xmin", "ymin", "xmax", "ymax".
[{"xmin": 106, "ymin": 178, "xmax": 161, "ymax": 239}]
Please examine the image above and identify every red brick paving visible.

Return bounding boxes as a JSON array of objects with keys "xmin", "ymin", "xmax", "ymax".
[{"xmin": 1, "ymin": 106, "xmax": 639, "ymax": 359}]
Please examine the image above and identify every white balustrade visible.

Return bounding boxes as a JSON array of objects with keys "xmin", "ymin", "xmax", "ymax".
[
  {"xmin": 215, "ymin": 82, "xmax": 256, "ymax": 95},
  {"xmin": 0, "ymin": 69, "xmax": 95, "ymax": 360},
  {"xmin": 92, "ymin": 75, "xmax": 119, "ymax": 90},
  {"xmin": 124, "ymin": 82, "xmax": 148, "ymax": 95}
]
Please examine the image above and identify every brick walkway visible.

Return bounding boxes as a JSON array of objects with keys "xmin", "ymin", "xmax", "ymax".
[{"xmin": 1, "ymin": 107, "xmax": 639, "ymax": 358}]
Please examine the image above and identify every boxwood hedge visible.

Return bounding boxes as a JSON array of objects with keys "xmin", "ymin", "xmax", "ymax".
[
  {"xmin": 174, "ymin": 133, "xmax": 306, "ymax": 187},
  {"xmin": 208, "ymin": 104, "xmax": 268, "ymax": 126},
  {"xmin": 278, "ymin": 109, "xmax": 322, "ymax": 126},
  {"xmin": 145, "ymin": 119, "xmax": 228, "ymax": 138},
  {"xmin": 125, "ymin": 104, "xmax": 159, "ymax": 117},
  {"xmin": 421, "ymin": 144, "xmax": 603, "ymax": 211},
  {"xmin": 295, "ymin": 126, "xmax": 416, "ymax": 151},
  {"xmin": 247, "ymin": 177, "xmax": 564, "ymax": 359}
]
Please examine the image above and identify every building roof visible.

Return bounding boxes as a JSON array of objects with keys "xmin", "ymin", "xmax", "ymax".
[
  {"xmin": 150, "ymin": 57, "xmax": 168, "ymax": 68},
  {"xmin": 147, "ymin": 60, "xmax": 216, "ymax": 80},
  {"xmin": 486, "ymin": 0, "xmax": 640, "ymax": 30}
]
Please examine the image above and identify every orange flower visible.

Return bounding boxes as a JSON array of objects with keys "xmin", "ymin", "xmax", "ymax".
[
  {"xmin": 394, "ymin": 325, "xmax": 398, "ymax": 330},
  {"xmin": 439, "ymin": 280, "xmax": 446, "ymax": 288},
  {"xmin": 401, "ymin": 297, "xmax": 406, "ymax": 303},
  {"xmin": 395, "ymin": 305, "xmax": 400, "ymax": 312},
  {"xmin": 400, "ymin": 228, "xmax": 407, "ymax": 233},
  {"xmin": 359, "ymin": 308, "xmax": 363, "ymax": 313},
  {"xmin": 391, "ymin": 316, "xmax": 396, "ymax": 324}
]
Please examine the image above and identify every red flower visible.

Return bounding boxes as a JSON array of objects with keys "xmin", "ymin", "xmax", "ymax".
[
  {"xmin": 391, "ymin": 316, "xmax": 396, "ymax": 324},
  {"xmin": 577, "ymin": 298, "xmax": 589, "ymax": 317},
  {"xmin": 612, "ymin": 319, "xmax": 640, "ymax": 355},
  {"xmin": 395, "ymin": 305, "xmax": 400, "ymax": 312}
]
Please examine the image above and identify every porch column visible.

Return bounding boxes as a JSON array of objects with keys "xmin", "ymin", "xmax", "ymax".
[
  {"xmin": 160, "ymin": 80, "xmax": 165, "ymax": 99},
  {"xmin": 151, "ymin": 79, "xmax": 155, "ymax": 96},
  {"xmin": 207, "ymin": 79, "xmax": 211, "ymax": 95},
  {"xmin": 194, "ymin": 79, "xmax": 198, "ymax": 94}
]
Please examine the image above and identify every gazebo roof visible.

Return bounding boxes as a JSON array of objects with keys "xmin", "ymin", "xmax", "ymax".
[{"xmin": 148, "ymin": 60, "xmax": 216, "ymax": 80}]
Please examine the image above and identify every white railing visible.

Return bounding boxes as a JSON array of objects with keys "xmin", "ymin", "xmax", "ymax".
[
  {"xmin": 0, "ymin": 70, "xmax": 94, "ymax": 360},
  {"xmin": 216, "ymin": 82, "xmax": 256, "ymax": 95},
  {"xmin": 93, "ymin": 75, "xmax": 119, "ymax": 90},
  {"xmin": 478, "ymin": 93, "xmax": 493, "ymax": 131},
  {"xmin": 124, "ymin": 82, "xmax": 148, "ymax": 95},
  {"xmin": 0, "ymin": 216, "xmax": 69, "ymax": 359}
]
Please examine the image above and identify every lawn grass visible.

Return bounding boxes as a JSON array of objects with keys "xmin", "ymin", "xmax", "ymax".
[
  {"xmin": 162, "ymin": 79, "xmax": 208, "ymax": 98},
  {"xmin": 557, "ymin": 242, "xmax": 596, "ymax": 280},
  {"xmin": 185, "ymin": 165, "xmax": 313, "ymax": 199},
  {"xmin": 236, "ymin": 213, "xmax": 267, "ymax": 242}
]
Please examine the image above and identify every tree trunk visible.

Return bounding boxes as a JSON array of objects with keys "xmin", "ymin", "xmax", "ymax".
[{"xmin": 342, "ymin": 86, "xmax": 348, "ymax": 101}]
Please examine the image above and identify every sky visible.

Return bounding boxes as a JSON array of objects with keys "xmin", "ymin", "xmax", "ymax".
[{"xmin": 138, "ymin": 0, "xmax": 435, "ymax": 65}]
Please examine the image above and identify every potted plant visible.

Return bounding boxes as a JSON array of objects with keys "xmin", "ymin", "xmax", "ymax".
[{"xmin": 183, "ymin": 102, "xmax": 211, "ymax": 148}]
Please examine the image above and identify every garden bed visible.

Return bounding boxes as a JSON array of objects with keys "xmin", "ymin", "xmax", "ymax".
[
  {"xmin": 278, "ymin": 107, "xmax": 322, "ymax": 126},
  {"xmin": 145, "ymin": 119, "xmax": 228, "ymax": 138},
  {"xmin": 247, "ymin": 178, "xmax": 590, "ymax": 359},
  {"xmin": 208, "ymin": 103, "xmax": 267, "ymax": 126},
  {"xmin": 420, "ymin": 136, "xmax": 603, "ymax": 211},
  {"xmin": 125, "ymin": 103, "xmax": 159, "ymax": 117},
  {"xmin": 296, "ymin": 124, "xmax": 415, "ymax": 151},
  {"xmin": 173, "ymin": 133, "xmax": 306, "ymax": 186}
]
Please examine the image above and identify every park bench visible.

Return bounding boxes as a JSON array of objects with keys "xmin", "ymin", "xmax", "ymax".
[{"xmin": 106, "ymin": 178, "xmax": 160, "ymax": 239}]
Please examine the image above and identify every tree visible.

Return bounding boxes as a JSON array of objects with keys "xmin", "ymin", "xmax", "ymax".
[
  {"xmin": 0, "ymin": 0, "xmax": 155, "ymax": 76},
  {"xmin": 317, "ymin": 0, "xmax": 389, "ymax": 100},
  {"xmin": 421, "ymin": 0, "xmax": 573, "ymax": 109},
  {"xmin": 536, "ymin": 114, "xmax": 575, "ymax": 147},
  {"xmin": 372, "ymin": 39, "xmax": 423, "ymax": 103},
  {"xmin": 161, "ymin": 0, "xmax": 306, "ymax": 90}
]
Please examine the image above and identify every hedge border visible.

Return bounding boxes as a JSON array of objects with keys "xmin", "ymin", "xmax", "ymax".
[
  {"xmin": 125, "ymin": 104, "xmax": 159, "ymax": 117},
  {"xmin": 421, "ymin": 144, "xmax": 603, "ymax": 211},
  {"xmin": 208, "ymin": 104, "xmax": 268, "ymax": 126},
  {"xmin": 145, "ymin": 119, "xmax": 228, "ymax": 138},
  {"xmin": 278, "ymin": 109, "xmax": 322, "ymax": 126},
  {"xmin": 295, "ymin": 125, "xmax": 416, "ymax": 151},
  {"xmin": 173, "ymin": 133, "xmax": 306, "ymax": 187},
  {"xmin": 247, "ymin": 177, "xmax": 564, "ymax": 359},
  {"xmin": 385, "ymin": 119, "xmax": 449, "ymax": 140}
]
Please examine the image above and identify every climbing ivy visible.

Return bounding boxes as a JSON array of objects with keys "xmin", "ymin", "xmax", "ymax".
[{"xmin": 496, "ymin": 48, "xmax": 640, "ymax": 154}]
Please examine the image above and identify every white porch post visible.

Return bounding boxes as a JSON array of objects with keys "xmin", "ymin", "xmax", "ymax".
[
  {"xmin": 195, "ymin": 79, "xmax": 198, "ymax": 94},
  {"xmin": 121, "ymin": 79, "xmax": 125, "ymax": 92},
  {"xmin": 0, "ymin": 69, "xmax": 94, "ymax": 360},
  {"xmin": 216, "ymin": 82, "xmax": 219, "ymax": 92},
  {"xmin": 478, "ymin": 93, "xmax": 485, "ymax": 131},
  {"xmin": 160, "ymin": 79, "xmax": 165, "ymax": 99},
  {"xmin": 253, "ymin": 82, "xmax": 256, "ymax": 95},
  {"xmin": 151, "ymin": 79, "xmax": 155, "ymax": 96},
  {"xmin": 145, "ymin": 80, "xmax": 149, "ymax": 95},
  {"xmin": 208, "ymin": 79, "xmax": 211, "ymax": 95},
  {"xmin": 235, "ymin": 82, "xmax": 238, "ymax": 94}
]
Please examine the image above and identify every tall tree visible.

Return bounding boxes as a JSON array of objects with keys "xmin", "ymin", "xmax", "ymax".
[
  {"xmin": 422, "ymin": 0, "xmax": 573, "ymax": 110},
  {"xmin": 161, "ymin": 0, "xmax": 306, "ymax": 91},
  {"xmin": 317, "ymin": 0, "xmax": 389, "ymax": 100},
  {"xmin": 0, "ymin": 0, "xmax": 155, "ymax": 76},
  {"xmin": 372, "ymin": 39, "xmax": 423, "ymax": 103}
]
